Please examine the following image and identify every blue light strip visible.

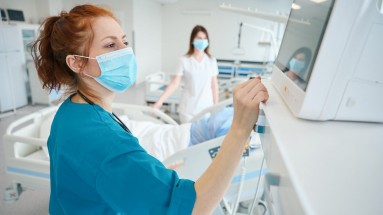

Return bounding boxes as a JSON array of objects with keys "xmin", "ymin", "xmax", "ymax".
[
  {"xmin": 7, "ymin": 166, "xmax": 50, "ymax": 179},
  {"xmin": 231, "ymin": 169, "xmax": 269, "ymax": 184},
  {"xmin": 218, "ymin": 66, "xmax": 234, "ymax": 70},
  {"xmin": 218, "ymin": 72, "xmax": 233, "ymax": 75}
]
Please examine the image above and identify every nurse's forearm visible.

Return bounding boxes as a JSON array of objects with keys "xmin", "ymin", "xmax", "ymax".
[
  {"xmin": 157, "ymin": 77, "xmax": 180, "ymax": 104},
  {"xmin": 192, "ymin": 129, "xmax": 249, "ymax": 215}
]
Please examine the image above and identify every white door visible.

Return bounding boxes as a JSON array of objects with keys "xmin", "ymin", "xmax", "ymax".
[
  {"xmin": 0, "ymin": 53, "xmax": 15, "ymax": 112},
  {"xmin": 7, "ymin": 51, "xmax": 28, "ymax": 108},
  {"xmin": 2, "ymin": 25, "xmax": 23, "ymax": 52},
  {"xmin": 0, "ymin": 25, "xmax": 5, "ymax": 52},
  {"xmin": 0, "ymin": 25, "xmax": 28, "ymax": 111}
]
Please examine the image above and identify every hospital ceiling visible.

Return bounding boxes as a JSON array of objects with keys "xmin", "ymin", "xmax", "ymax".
[{"xmin": 155, "ymin": 0, "xmax": 293, "ymax": 14}]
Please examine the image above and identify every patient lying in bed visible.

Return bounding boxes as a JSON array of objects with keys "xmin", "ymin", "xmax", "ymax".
[
  {"xmin": 41, "ymin": 108, "xmax": 233, "ymax": 162},
  {"xmin": 121, "ymin": 108, "xmax": 234, "ymax": 161}
]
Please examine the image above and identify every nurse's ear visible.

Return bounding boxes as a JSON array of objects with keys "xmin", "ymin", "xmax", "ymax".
[{"xmin": 66, "ymin": 55, "xmax": 84, "ymax": 74}]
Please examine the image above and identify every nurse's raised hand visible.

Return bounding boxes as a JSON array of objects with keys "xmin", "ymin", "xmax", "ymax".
[
  {"xmin": 192, "ymin": 77, "xmax": 269, "ymax": 215},
  {"xmin": 231, "ymin": 78, "xmax": 269, "ymax": 137}
]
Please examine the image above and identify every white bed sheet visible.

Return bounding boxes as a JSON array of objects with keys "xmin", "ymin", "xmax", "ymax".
[{"xmin": 120, "ymin": 116, "xmax": 192, "ymax": 161}]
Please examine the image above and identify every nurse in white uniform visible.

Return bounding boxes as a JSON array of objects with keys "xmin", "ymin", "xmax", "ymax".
[{"xmin": 153, "ymin": 25, "xmax": 219, "ymax": 123}]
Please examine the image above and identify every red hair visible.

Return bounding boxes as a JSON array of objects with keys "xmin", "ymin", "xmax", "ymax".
[{"xmin": 32, "ymin": 4, "xmax": 118, "ymax": 95}]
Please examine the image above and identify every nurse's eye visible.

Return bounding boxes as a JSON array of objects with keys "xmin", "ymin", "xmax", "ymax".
[
  {"xmin": 105, "ymin": 43, "xmax": 115, "ymax": 48},
  {"xmin": 123, "ymin": 41, "xmax": 128, "ymax": 46}
]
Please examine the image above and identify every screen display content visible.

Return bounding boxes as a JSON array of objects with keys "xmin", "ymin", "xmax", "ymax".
[{"xmin": 275, "ymin": 0, "xmax": 334, "ymax": 91}]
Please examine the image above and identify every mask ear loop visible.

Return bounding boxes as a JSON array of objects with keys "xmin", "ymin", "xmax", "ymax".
[
  {"xmin": 71, "ymin": 54, "xmax": 96, "ymax": 60},
  {"xmin": 81, "ymin": 73, "xmax": 96, "ymax": 79},
  {"xmin": 71, "ymin": 54, "xmax": 97, "ymax": 78}
]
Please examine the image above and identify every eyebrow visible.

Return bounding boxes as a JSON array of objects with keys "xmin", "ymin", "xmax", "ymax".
[{"xmin": 101, "ymin": 35, "xmax": 127, "ymax": 41}]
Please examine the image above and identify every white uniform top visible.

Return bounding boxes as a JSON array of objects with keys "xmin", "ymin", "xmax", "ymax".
[{"xmin": 175, "ymin": 54, "xmax": 219, "ymax": 123}]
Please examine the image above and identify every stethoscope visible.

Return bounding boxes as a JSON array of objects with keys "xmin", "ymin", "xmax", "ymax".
[{"xmin": 77, "ymin": 90, "xmax": 132, "ymax": 134}]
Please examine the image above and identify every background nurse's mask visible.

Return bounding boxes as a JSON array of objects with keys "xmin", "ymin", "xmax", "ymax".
[{"xmin": 193, "ymin": 39, "xmax": 209, "ymax": 51}]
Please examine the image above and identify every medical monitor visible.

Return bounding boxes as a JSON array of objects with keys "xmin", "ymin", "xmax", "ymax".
[
  {"xmin": 7, "ymin": 9, "xmax": 25, "ymax": 22},
  {"xmin": 272, "ymin": 0, "xmax": 383, "ymax": 122},
  {"xmin": 1, "ymin": 9, "xmax": 7, "ymax": 21}
]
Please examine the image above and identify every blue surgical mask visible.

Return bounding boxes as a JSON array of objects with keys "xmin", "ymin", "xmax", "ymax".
[
  {"xmin": 73, "ymin": 47, "xmax": 137, "ymax": 93},
  {"xmin": 193, "ymin": 39, "xmax": 209, "ymax": 51},
  {"xmin": 289, "ymin": 58, "xmax": 305, "ymax": 74}
]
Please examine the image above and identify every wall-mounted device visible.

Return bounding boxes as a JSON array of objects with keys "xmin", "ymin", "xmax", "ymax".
[
  {"xmin": 1, "ymin": 8, "xmax": 7, "ymax": 21},
  {"xmin": 7, "ymin": 9, "xmax": 25, "ymax": 22},
  {"xmin": 272, "ymin": 0, "xmax": 383, "ymax": 123}
]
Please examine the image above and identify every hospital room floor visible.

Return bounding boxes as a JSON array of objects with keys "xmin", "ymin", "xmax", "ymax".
[{"xmin": 0, "ymin": 84, "xmax": 145, "ymax": 214}]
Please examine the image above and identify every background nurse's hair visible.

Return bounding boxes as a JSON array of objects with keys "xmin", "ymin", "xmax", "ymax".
[
  {"xmin": 31, "ymin": 4, "xmax": 117, "ymax": 95},
  {"xmin": 186, "ymin": 25, "xmax": 211, "ymax": 57}
]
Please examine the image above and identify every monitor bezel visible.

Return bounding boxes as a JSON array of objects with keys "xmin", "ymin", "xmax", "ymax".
[
  {"xmin": 275, "ymin": 0, "xmax": 336, "ymax": 92},
  {"xmin": 271, "ymin": 0, "xmax": 337, "ymax": 119}
]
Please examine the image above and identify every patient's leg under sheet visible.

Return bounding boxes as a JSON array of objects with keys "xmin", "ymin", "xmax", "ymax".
[
  {"xmin": 189, "ymin": 107, "xmax": 234, "ymax": 146},
  {"xmin": 120, "ymin": 107, "xmax": 233, "ymax": 161}
]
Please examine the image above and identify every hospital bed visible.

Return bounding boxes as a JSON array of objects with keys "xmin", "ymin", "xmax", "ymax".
[
  {"xmin": 3, "ymin": 102, "xmax": 267, "ymax": 214},
  {"xmin": 217, "ymin": 60, "xmax": 273, "ymax": 102},
  {"xmin": 144, "ymin": 60, "xmax": 271, "ymax": 112},
  {"xmin": 3, "ymin": 106, "xmax": 56, "ymax": 203},
  {"xmin": 186, "ymin": 98, "xmax": 233, "ymax": 123},
  {"xmin": 217, "ymin": 59, "xmax": 272, "ymax": 79},
  {"xmin": 2, "ymin": 103, "xmax": 177, "ymax": 202},
  {"xmin": 144, "ymin": 72, "xmax": 182, "ymax": 116},
  {"xmin": 217, "ymin": 60, "xmax": 272, "ymax": 101},
  {"xmin": 3, "ymin": 98, "xmax": 230, "ymax": 200},
  {"xmin": 144, "ymin": 72, "xmax": 244, "ymax": 112},
  {"xmin": 163, "ymin": 133, "xmax": 267, "ymax": 214}
]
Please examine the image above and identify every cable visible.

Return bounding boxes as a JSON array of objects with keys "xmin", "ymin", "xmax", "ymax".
[
  {"xmin": 231, "ymin": 157, "xmax": 247, "ymax": 215},
  {"xmin": 247, "ymin": 109, "xmax": 267, "ymax": 214},
  {"xmin": 258, "ymin": 200, "xmax": 268, "ymax": 215},
  {"xmin": 231, "ymin": 135, "xmax": 254, "ymax": 214},
  {"xmin": 232, "ymin": 22, "xmax": 245, "ymax": 55},
  {"xmin": 248, "ymin": 155, "xmax": 265, "ymax": 215},
  {"xmin": 238, "ymin": 22, "xmax": 243, "ymax": 48}
]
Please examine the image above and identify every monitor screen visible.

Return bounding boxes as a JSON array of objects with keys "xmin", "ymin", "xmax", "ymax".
[
  {"xmin": 275, "ymin": 0, "xmax": 335, "ymax": 91},
  {"xmin": 1, "ymin": 8, "xmax": 6, "ymax": 21},
  {"xmin": 7, "ymin": 9, "xmax": 25, "ymax": 22}
]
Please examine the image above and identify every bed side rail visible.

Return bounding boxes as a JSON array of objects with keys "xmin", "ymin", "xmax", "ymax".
[
  {"xmin": 112, "ymin": 103, "xmax": 178, "ymax": 125},
  {"xmin": 188, "ymin": 98, "xmax": 233, "ymax": 123}
]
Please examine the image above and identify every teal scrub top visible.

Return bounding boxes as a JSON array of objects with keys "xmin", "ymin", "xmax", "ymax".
[{"xmin": 48, "ymin": 97, "xmax": 196, "ymax": 214}]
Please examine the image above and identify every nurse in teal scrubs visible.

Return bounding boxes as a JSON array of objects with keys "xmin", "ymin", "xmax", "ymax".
[{"xmin": 32, "ymin": 4, "xmax": 269, "ymax": 215}]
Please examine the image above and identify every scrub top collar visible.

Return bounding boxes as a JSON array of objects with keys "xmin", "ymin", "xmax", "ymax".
[{"xmin": 76, "ymin": 91, "xmax": 132, "ymax": 134}]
